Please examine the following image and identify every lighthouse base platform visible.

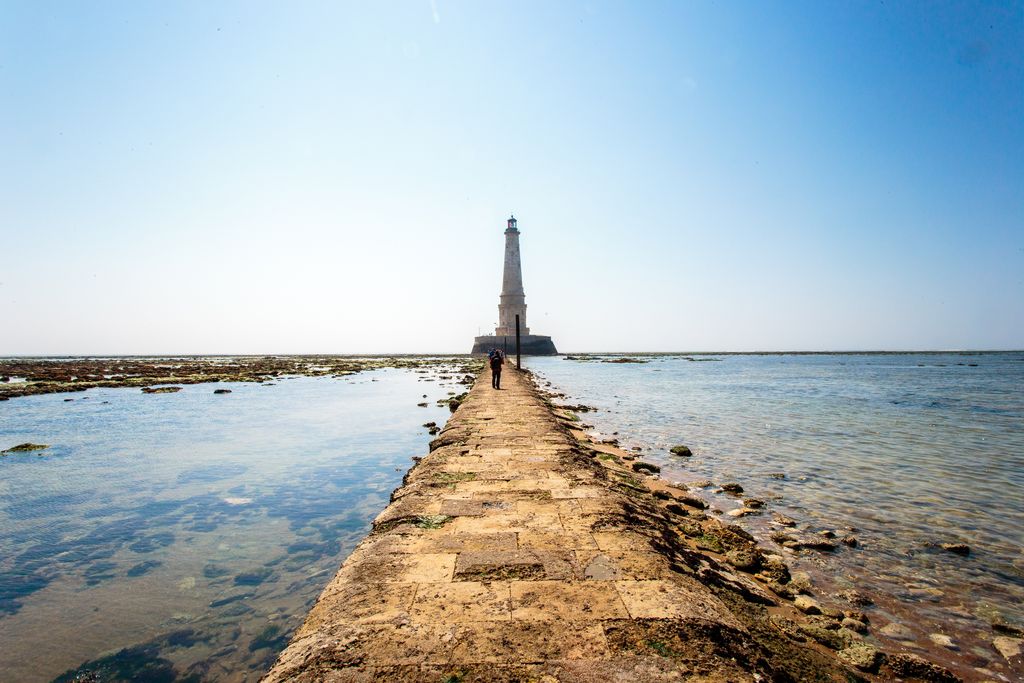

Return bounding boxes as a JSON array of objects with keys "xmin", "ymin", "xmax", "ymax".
[{"xmin": 471, "ymin": 334, "xmax": 558, "ymax": 356}]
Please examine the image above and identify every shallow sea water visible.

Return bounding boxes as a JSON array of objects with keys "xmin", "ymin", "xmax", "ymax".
[
  {"xmin": 527, "ymin": 352, "xmax": 1024, "ymax": 680},
  {"xmin": 0, "ymin": 365, "xmax": 464, "ymax": 682}
]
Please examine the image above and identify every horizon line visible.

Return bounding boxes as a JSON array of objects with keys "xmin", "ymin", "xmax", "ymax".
[{"xmin": 2, "ymin": 349, "xmax": 1023, "ymax": 360}]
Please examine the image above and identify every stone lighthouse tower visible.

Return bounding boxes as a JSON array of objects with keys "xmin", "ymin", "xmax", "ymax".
[
  {"xmin": 471, "ymin": 215, "xmax": 557, "ymax": 355},
  {"xmin": 496, "ymin": 215, "xmax": 529, "ymax": 336}
]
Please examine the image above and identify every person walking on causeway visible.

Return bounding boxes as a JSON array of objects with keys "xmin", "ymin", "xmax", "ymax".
[{"xmin": 489, "ymin": 349, "xmax": 504, "ymax": 389}]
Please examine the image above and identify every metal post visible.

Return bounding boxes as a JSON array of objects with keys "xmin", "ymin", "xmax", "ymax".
[{"xmin": 515, "ymin": 315, "xmax": 521, "ymax": 369}]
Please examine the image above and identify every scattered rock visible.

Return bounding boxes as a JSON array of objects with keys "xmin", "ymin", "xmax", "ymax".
[
  {"xmin": 689, "ymin": 479, "xmax": 713, "ymax": 488},
  {"xmin": 879, "ymin": 622, "xmax": 914, "ymax": 640},
  {"xmin": 720, "ymin": 482, "xmax": 744, "ymax": 494},
  {"xmin": 773, "ymin": 513, "xmax": 798, "ymax": 527},
  {"xmin": 841, "ymin": 535, "xmax": 858, "ymax": 547},
  {"xmin": 669, "ymin": 445, "xmax": 692, "ymax": 457},
  {"xmin": 676, "ymin": 494, "xmax": 709, "ymax": 510},
  {"xmin": 789, "ymin": 538, "xmax": 838, "ymax": 552},
  {"xmin": 142, "ymin": 386, "xmax": 182, "ymax": 394},
  {"xmin": 838, "ymin": 643, "xmax": 882, "ymax": 672},
  {"xmin": 992, "ymin": 622, "xmax": 1024, "ymax": 638},
  {"xmin": 726, "ymin": 507, "xmax": 759, "ymax": 518},
  {"xmin": 842, "ymin": 617, "xmax": 868, "ymax": 634},
  {"xmin": 886, "ymin": 652, "xmax": 960, "ymax": 682},
  {"xmin": 940, "ymin": 542, "xmax": 970, "ymax": 556},
  {"xmin": 725, "ymin": 549, "xmax": 761, "ymax": 572},
  {"xmin": 631, "ymin": 461, "xmax": 661, "ymax": 475},
  {"xmin": 822, "ymin": 607, "xmax": 845, "ymax": 620},
  {"xmin": 993, "ymin": 635, "xmax": 1022, "ymax": 660},
  {"xmin": 213, "ymin": 389, "xmax": 232, "ymax": 394},
  {"xmin": 798, "ymin": 623, "xmax": 850, "ymax": 649},
  {"xmin": 2, "ymin": 442, "xmax": 50, "ymax": 454},
  {"xmin": 789, "ymin": 571, "xmax": 813, "ymax": 594},
  {"xmin": 794, "ymin": 596, "xmax": 822, "ymax": 615},
  {"xmin": 742, "ymin": 498, "xmax": 765, "ymax": 508},
  {"xmin": 840, "ymin": 589, "xmax": 873, "ymax": 606},
  {"xmin": 768, "ymin": 472, "xmax": 786, "ymax": 479},
  {"xmin": 928, "ymin": 633, "xmax": 958, "ymax": 650},
  {"xmin": 417, "ymin": 402, "xmax": 428, "ymax": 407}
]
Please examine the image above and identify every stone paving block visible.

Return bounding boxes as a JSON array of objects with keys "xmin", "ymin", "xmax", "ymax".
[
  {"xmin": 449, "ymin": 621, "xmax": 610, "ymax": 664},
  {"xmin": 592, "ymin": 530, "xmax": 655, "ymax": 553},
  {"xmin": 614, "ymin": 579, "xmax": 742, "ymax": 627},
  {"xmin": 511, "ymin": 580, "xmax": 629, "ymax": 621},
  {"xmin": 439, "ymin": 498, "xmax": 513, "ymax": 517},
  {"xmin": 344, "ymin": 553, "xmax": 457, "ymax": 584},
  {"xmin": 417, "ymin": 531, "xmax": 519, "ymax": 554},
  {"xmin": 573, "ymin": 550, "xmax": 674, "ymax": 581},
  {"xmin": 550, "ymin": 487, "xmax": 606, "ymax": 499},
  {"xmin": 518, "ymin": 529, "xmax": 597, "ymax": 550},
  {"xmin": 454, "ymin": 549, "xmax": 574, "ymax": 581},
  {"xmin": 410, "ymin": 581, "xmax": 512, "ymax": 622},
  {"xmin": 301, "ymin": 582, "xmax": 417, "ymax": 633}
]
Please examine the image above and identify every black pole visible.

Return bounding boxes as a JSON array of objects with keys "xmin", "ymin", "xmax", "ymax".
[{"xmin": 515, "ymin": 314, "xmax": 521, "ymax": 369}]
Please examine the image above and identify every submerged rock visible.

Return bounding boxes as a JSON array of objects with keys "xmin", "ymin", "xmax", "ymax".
[
  {"xmin": 928, "ymin": 632, "xmax": 958, "ymax": 650},
  {"xmin": 669, "ymin": 445, "xmax": 692, "ymax": 457},
  {"xmin": 2, "ymin": 442, "xmax": 50, "ymax": 454},
  {"xmin": 142, "ymin": 386, "xmax": 182, "ymax": 394},
  {"xmin": 879, "ymin": 621, "xmax": 914, "ymax": 640},
  {"xmin": 940, "ymin": 542, "xmax": 970, "ymax": 556},
  {"xmin": 720, "ymin": 482, "xmax": 744, "ymax": 494}
]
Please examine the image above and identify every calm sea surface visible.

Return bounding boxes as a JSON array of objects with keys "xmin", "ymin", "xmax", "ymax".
[
  {"xmin": 0, "ymin": 365, "xmax": 463, "ymax": 682},
  {"xmin": 526, "ymin": 352, "xmax": 1024, "ymax": 679}
]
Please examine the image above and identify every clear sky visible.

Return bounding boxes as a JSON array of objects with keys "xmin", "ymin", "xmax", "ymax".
[{"xmin": 1, "ymin": 1, "xmax": 1021, "ymax": 354}]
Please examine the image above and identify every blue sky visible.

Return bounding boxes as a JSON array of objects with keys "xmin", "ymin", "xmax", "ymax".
[{"xmin": 1, "ymin": 1, "xmax": 1021, "ymax": 353}]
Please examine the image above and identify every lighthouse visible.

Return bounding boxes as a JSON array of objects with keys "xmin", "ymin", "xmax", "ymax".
[
  {"xmin": 496, "ymin": 215, "xmax": 528, "ymax": 336},
  {"xmin": 471, "ymin": 215, "xmax": 558, "ymax": 355}
]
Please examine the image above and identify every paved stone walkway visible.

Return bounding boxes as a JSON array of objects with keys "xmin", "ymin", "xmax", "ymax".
[{"xmin": 263, "ymin": 367, "xmax": 855, "ymax": 682}]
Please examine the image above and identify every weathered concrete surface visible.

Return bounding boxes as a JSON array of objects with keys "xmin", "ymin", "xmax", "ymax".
[{"xmin": 263, "ymin": 368, "xmax": 870, "ymax": 682}]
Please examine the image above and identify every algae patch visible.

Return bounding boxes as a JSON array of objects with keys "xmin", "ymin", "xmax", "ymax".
[{"xmin": 414, "ymin": 515, "xmax": 452, "ymax": 529}]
